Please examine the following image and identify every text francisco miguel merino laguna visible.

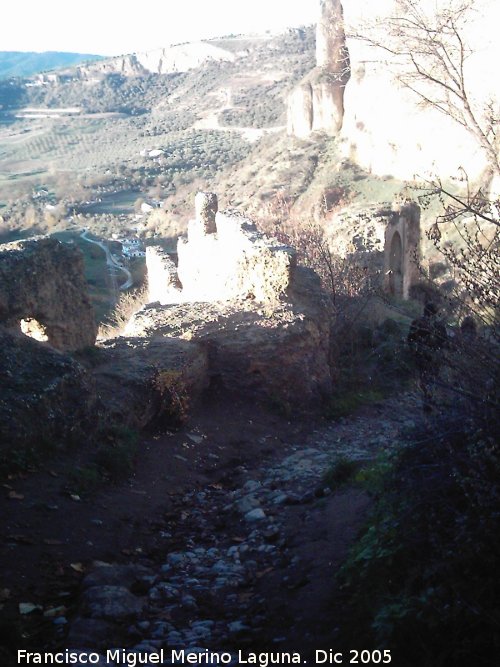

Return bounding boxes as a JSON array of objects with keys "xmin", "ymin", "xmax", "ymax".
[{"xmin": 18, "ymin": 648, "xmax": 393, "ymax": 665}]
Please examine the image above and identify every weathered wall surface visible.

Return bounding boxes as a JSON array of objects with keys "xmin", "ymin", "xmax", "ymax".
[
  {"xmin": 147, "ymin": 194, "xmax": 297, "ymax": 306},
  {"xmin": 177, "ymin": 210, "xmax": 296, "ymax": 304},
  {"xmin": 0, "ymin": 237, "xmax": 97, "ymax": 351},
  {"xmin": 383, "ymin": 203, "xmax": 421, "ymax": 299},
  {"xmin": 325, "ymin": 200, "xmax": 421, "ymax": 300},
  {"xmin": 127, "ymin": 269, "xmax": 332, "ymax": 410},
  {"xmin": 287, "ymin": 0, "xmax": 350, "ymax": 138},
  {"xmin": 0, "ymin": 328, "xmax": 95, "ymax": 453},
  {"xmin": 138, "ymin": 193, "xmax": 332, "ymax": 410},
  {"xmin": 146, "ymin": 246, "xmax": 182, "ymax": 304},
  {"xmin": 94, "ymin": 337, "xmax": 209, "ymax": 429}
]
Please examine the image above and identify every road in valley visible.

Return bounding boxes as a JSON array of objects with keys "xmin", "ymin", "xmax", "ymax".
[{"xmin": 80, "ymin": 229, "xmax": 133, "ymax": 290}]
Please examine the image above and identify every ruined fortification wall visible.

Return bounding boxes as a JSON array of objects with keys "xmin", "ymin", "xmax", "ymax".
[
  {"xmin": 146, "ymin": 246, "xmax": 182, "ymax": 304},
  {"xmin": 383, "ymin": 203, "xmax": 421, "ymax": 300},
  {"xmin": 0, "ymin": 237, "xmax": 97, "ymax": 351},
  {"xmin": 138, "ymin": 193, "xmax": 332, "ymax": 410},
  {"xmin": 0, "ymin": 327, "xmax": 95, "ymax": 452},
  {"xmin": 147, "ymin": 193, "xmax": 296, "ymax": 306}
]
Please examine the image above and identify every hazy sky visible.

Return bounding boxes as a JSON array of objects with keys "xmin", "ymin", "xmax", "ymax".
[{"xmin": 3, "ymin": 1, "xmax": 319, "ymax": 56}]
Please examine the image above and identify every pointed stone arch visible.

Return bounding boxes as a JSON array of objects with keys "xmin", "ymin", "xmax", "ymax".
[
  {"xmin": 388, "ymin": 230, "xmax": 403, "ymax": 296},
  {"xmin": 383, "ymin": 203, "xmax": 421, "ymax": 299}
]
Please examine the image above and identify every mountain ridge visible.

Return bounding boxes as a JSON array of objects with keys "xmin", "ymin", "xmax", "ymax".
[{"xmin": 0, "ymin": 51, "xmax": 103, "ymax": 79}]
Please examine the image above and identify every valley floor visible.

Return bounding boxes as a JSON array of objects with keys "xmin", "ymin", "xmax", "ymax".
[{"xmin": 0, "ymin": 390, "xmax": 421, "ymax": 665}]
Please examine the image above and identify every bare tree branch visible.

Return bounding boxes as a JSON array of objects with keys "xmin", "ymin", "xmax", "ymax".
[{"xmin": 350, "ymin": 0, "xmax": 500, "ymax": 176}]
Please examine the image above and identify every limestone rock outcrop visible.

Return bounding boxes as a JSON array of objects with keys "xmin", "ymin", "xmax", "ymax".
[
  {"xmin": 0, "ymin": 237, "xmax": 97, "ymax": 351},
  {"xmin": 135, "ymin": 42, "xmax": 235, "ymax": 75},
  {"xmin": 287, "ymin": 0, "xmax": 350, "ymax": 139},
  {"xmin": 76, "ymin": 54, "xmax": 148, "ymax": 78},
  {"xmin": 75, "ymin": 42, "xmax": 235, "ymax": 80},
  {"xmin": 340, "ymin": 0, "xmax": 499, "ymax": 182}
]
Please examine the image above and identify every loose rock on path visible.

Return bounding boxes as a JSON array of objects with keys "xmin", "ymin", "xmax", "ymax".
[{"xmin": 59, "ymin": 392, "xmax": 419, "ymax": 664}]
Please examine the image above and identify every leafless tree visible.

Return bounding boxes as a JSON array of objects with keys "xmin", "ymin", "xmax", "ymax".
[
  {"xmin": 418, "ymin": 172, "xmax": 499, "ymax": 328},
  {"xmin": 352, "ymin": 0, "xmax": 499, "ymax": 178},
  {"xmin": 351, "ymin": 1, "xmax": 499, "ymax": 420}
]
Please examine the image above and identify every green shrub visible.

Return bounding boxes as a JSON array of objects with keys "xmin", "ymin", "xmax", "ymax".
[
  {"xmin": 69, "ymin": 465, "xmax": 102, "ymax": 494},
  {"xmin": 325, "ymin": 389, "xmax": 385, "ymax": 421},
  {"xmin": 151, "ymin": 368, "xmax": 190, "ymax": 427},
  {"xmin": 336, "ymin": 417, "xmax": 500, "ymax": 666},
  {"xmin": 95, "ymin": 425, "xmax": 139, "ymax": 480},
  {"xmin": 323, "ymin": 457, "xmax": 361, "ymax": 490}
]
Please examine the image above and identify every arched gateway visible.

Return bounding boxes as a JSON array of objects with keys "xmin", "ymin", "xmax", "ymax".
[{"xmin": 383, "ymin": 203, "xmax": 421, "ymax": 300}]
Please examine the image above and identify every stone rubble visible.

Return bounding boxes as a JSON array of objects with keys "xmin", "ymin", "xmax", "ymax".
[{"xmin": 64, "ymin": 394, "xmax": 419, "ymax": 665}]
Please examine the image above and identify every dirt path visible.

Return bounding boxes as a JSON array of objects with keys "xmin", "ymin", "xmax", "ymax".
[
  {"xmin": 190, "ymin": 86, "xmax": 285, "ymax": 143},
  {"xmin": 0, "ymin": 391, "xmax": 420, "ymax": 661},
  {"xmin": 192, "ymin": 111, "xmax": 284, "ymax": 143}
]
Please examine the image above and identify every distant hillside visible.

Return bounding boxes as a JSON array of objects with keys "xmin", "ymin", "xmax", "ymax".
[{"xmin": 0, "ymin": 51, "xmax": 103, "ymax": 79}]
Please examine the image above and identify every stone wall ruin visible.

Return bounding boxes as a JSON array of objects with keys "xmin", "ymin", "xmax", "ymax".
[
  {"xmin": 0, "ymin": 237, "xmax": 97, "ymax": 351},
  {"xmin": 136, "ymin": 192, "xmax": 332, "ymax": 410},
  {"xmin": 383, "ymin": 203, "xmax": 421, "ymax": 299},
  {"xmin": 147, "ymin": 193, "xmax": 297, "ymax": 306}
]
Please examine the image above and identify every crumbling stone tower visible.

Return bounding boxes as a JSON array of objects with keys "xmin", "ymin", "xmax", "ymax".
[{"xmin": 146, "ymin": 192, "xmax": 297, "ymax": 305}]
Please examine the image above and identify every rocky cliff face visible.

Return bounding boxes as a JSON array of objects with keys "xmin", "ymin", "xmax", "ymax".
[
  {"xmin": 75, "ymin": 54, "xmax": 148, "ymax": 78},
  {"xmin": 288, "ymin": 0, "xmax": 497, "ymax": 183},
  {"xmin": 316, "ymin": 0, "xmax": 350, "ymax": 70},
  {"xmin": 340, "ymin": 0, "xmax": 499, "ymax": 182},
  {"xmin": 287, "ymin": 0, "xmax": 350, "ymax": 139},
  {"xmin": 75, "ymin": 42, "xmax": 235, "ymax": 80},
  {"xmin": 0, "ymin": 237, "xmax": 97, "ymax": 352},
  {"xmin": 135, "ymin": 42, "xmax": 235, "ymax": 75}
]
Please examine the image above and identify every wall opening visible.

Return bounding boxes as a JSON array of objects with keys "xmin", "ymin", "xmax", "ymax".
[
  {"xmin": 20, "ymin": 318, "xmax": 49, "ymax": 343},
  {"xmin": 389, "ymin": 231, "xmax": 403, "ymax": 297}
]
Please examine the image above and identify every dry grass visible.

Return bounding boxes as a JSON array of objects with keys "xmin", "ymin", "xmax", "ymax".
[{"xmin": 97, "ymin": 286, "xmax": 148, "ymax": 339}]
